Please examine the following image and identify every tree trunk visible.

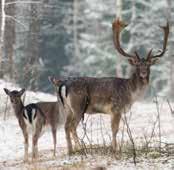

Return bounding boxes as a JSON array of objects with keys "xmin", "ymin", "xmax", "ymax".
[
  {"xmin": 4, "ymin": 0, "xmax": 15, "ymax": 78},
  {"xmin": 25, "ymin": 2, "xmax": 40, "ymax": 90},
  {"xmin": 166, "ymin": 0, "xmax": 174, "ymax": 98},
  {"xmin": 0, "ymin": 0, "xmax": 6, "ymax": 78},
  {"xmin": 73, "ymin": 0, "xmax": 80, "ymax": 60}
]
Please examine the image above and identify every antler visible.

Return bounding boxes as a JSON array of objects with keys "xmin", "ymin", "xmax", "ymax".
[
  {"xmin": 112, "ymin": 18, "xmax": 135, "ymax": 58},
  {"xmin": 149, "ymin": 22, "xmax": 169, "ymax": 59}
]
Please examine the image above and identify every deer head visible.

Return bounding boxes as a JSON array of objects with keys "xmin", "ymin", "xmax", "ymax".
[
  {"xmin": 4, "ymin": 88, "xmax": 25, "ymax": 104},
  {"xmin": 112, "ymin": 19, "xmax": 169, "ymax": 81}
]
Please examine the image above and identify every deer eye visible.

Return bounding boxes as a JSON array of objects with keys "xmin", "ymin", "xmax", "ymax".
[{"xmin": 135, "ymin": 61, "xmax": 141, "ymax": 66}]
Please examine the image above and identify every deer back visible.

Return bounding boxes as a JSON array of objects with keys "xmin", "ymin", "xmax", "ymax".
[
  {"xmin": 36, "ymin": 101, "xmax": 66, "ymax": 127},
  {"xmin": 58, "ymin": 77, "xmax": 134, "ymax": 114}
]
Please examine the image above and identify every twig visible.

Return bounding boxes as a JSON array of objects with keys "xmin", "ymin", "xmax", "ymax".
[
  {"xmin": 142, "ymin": 110, "xmax": 160, "ymax": 152},
  {"xmin": 154, "ymin": 96, "xmax": 162, "ymax": 152},
  {"xmin": 3, "ymin": 96, "xmax": 8, "ymax": 121},
  {"xmin": 5, "ymin": 1, "xmax": 42, "ymax": 5},
  {"xmin": 5, "ymin": 15, "xmax": 27, "ymax": 29},
  {"xmin": 80, "ymin": 115, "xmax": 91, "ymax": 156},
  {"xmin": 99, "ymin": 115, "xmax": 106, "ymax": 151},
  {"xmin": 120, "ymin": 117, "xmax": 125, "ymax": 154},
  {"xmin": 123, "ymin": 109, "xmax": 137, "ymax": 165},
  {"xmin": 167, "ymin": 99, "xmax": 174, "ymax": 115},
  {"xmin": 81, "ymin": 114, "xmax": 92, "ymax": 144}
]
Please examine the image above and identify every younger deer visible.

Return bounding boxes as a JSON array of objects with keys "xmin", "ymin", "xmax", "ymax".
[
  {"xmin": 49, "ymin": 18, "xmax": 169, "ymax": 155},
  {"xmin": 4, "ymin": 88, "xmax": 65, "ymax": 162}
]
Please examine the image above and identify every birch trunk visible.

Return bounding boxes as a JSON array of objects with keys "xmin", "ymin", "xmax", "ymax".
[
  {"xmin": 0, "ymin": 0, "xmax": 6, "ymax": 78},
  {"xmin": 4, "ymin": 1, "xmax": 15, "ymax": 78}
]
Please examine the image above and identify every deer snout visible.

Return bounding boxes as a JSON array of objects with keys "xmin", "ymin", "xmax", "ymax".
[
  {"xmin": 10, "ymin": 98, "xmax": 19, "ymax": 104},
  {"xmin": 11, "ymin": 98, "xmax": 16, "ymax": 103},
  {"xmin": 140, "ymin": 70, "xmax": 148, "ymax": 78}
]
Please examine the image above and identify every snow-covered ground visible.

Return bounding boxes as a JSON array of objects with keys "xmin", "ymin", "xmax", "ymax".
[{"xmin": 1, "ymin": 80, "xmax": 174, "ymax": 170}]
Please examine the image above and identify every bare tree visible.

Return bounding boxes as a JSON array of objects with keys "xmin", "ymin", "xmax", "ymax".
[
  {"xmin": 24, "ymin": 1, "xmax": 40, "ymax": 90},
  {"xmin": 0, "ymin": 0, "xmax": 6, "ymax": 78},
  {"xmin": 73, "ymin": 0, "xmax": 80, "ymax": 60},
  {"xmin": 166, "ymin": 0, "xmax": 174, "ymax": 97},
  {"xmin": 4, "ymin": 0, "xmax": 16, "ymax": 78}
]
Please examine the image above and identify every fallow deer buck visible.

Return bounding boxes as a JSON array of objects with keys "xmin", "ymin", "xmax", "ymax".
[
  {"xmin": 4, "ymin": 88, "xmax": 65, "ymax": 162},
  {"xmin": 49, "ymin": 18, "xmax": 169, "ymax": 155}
]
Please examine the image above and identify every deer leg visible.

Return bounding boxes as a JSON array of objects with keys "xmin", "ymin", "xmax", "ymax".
[
  {"xmin": 32, "ymin": 123, "xmax": 42, "ymax": 161},
  {"xmin": 70, "ymin": 97, "xmax": 88, "ymax": 151},
  {"xmin": 24, "ymin": 135, "xmax": 29, "ymax": 162},
  {"xmin": 22, "ymin": 129, "xmax": 29, "ymax": 162},
  {"xmin": 51, "ymin": 127, "xmax": 57, "ymax": 157},
  {"xmin": 111, "ymin": 113, "xmax": 121, "ymax": 153},
  {"xmin": 71, "ymin": 117, "xmax": 81, "ymax": 151},
  {"xmin": 71, "ymin": 128, "xmax": 81, "ymax": 151},
  {"xmin": 65, "ymin": 114, "xmax": 73, "ymax": 155},
  {"xmin": 32, "ymin": 135, "xmax": 39, "ymax": 161}
]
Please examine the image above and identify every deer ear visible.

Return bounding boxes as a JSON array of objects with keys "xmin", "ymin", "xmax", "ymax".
[
  {"xmin": 4, "ymin": 88, "xmax": 10, "ymax": 95},
  {"xmin": 148, "ymin": 58, "xmax": 159, "ymax": 65},
  {"xmin": 19, "ymin": 88, "xmax": 25, "ymax": 96}
]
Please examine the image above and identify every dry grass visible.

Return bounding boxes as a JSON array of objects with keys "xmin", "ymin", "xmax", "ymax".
[{"xmin": 26, "ymin": 162, "xmax": 85, "ymax": 170}]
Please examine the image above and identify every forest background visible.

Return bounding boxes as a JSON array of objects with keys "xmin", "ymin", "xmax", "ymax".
[{"xmin": 0, "ymin": 0, "xmax": 174, "ymax": 98}]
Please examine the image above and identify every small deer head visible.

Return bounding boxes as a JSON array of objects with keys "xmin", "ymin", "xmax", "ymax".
[
  {"xmin": 112, "ymin": 19, "xmax": 169, "ymax": 81},
  {"xmin": 4, "ymin": 88, "xmax": 25, "ymax": 104}
]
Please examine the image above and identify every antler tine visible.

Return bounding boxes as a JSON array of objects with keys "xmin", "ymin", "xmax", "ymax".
[
  {"xmin": 146, "ymin": 49, "xmax": 153, "ymax": 60},
  {"xmin": 151, "ymin": 21, "xmax": 169, "ymax": 59},
  {"xmin": 134, "ymin": 51, "xmax": 140, "ymax": 59},
  {"xmin": 112, "ymin": 18, "xmax": 135, "ymax": 58}
]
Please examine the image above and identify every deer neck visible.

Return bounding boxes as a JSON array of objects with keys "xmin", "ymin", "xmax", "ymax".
[
  {"xmin": 129, "ymin": 72, "xmax": 149, "ymax": 102},
  {"xmin": 130, "ymin": 72, "xmax": 149, "ymax": 90},
  {"xmin": 12, "ymin": 101, "xmax": 24, "ymax": 119}
]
